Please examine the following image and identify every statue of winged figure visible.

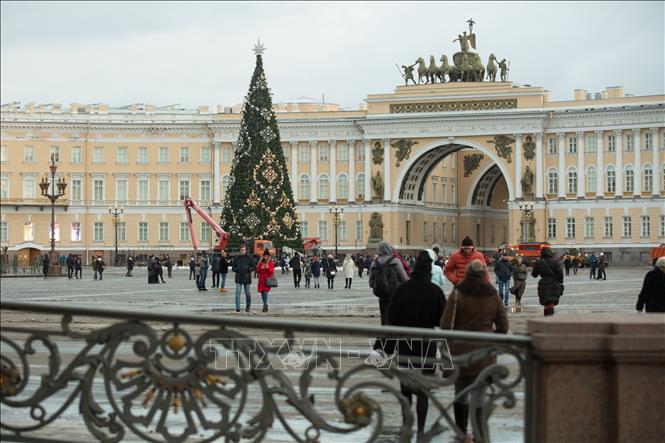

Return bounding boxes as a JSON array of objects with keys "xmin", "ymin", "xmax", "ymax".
[
  {"xmin": 391, "ymin": 139, "xmax": 418, "ymax": 167},
  {"xmin": 487, "ymin": 135, "xmax": 515, "ymax": 163}
]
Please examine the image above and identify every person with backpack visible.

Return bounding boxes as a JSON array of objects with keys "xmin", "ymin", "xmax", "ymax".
[{"xmin": 369, "ymin": 241, "xmax": 409, "ymax": 325}]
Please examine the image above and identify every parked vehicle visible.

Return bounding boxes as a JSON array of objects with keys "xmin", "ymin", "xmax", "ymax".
[
  {"xmin": 515, "ymin": 242, "xmax": 551, "ymax": 266},
  {"xmin": 650, "ymin": 244, "xmax": 665, "ymax": 266}
]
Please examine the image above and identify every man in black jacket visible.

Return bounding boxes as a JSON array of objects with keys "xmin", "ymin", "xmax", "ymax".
[
  {"xmin": 289, "ymin": 253, "xmax": 302, "ymax": 288},
  {"xmin": 232, "ymin": 245, "xmax": 255, "ymax": 313},
  {"xmin": 636, "ymin": 256, "xmax": 665, "ymax": 313},
  {"xmin": 494, "ymin": 254, "xmax": 514, "ymax": 306}
]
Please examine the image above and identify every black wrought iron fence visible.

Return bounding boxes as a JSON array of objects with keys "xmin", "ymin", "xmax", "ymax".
[{"xmin": 0, "ymin": 301, "xmax": 532, "ymax": 443}]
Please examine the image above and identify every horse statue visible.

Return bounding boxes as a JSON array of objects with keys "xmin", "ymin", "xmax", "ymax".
[
  {"xmin": 486, "ymin": 53, "xmax": 498, "ymax": 82},
  {"xmin": 415, "ymin": 57, "xmax": 429, "ymax": 84},
  {"xmin": 469, "ymin": 55, "xmax": 485, "ymax": 82},
  {"xmin": 427, "ymin": 56, "xmax": 440, "ymax": 84},
  {"xmin": 440, "ymin": 55, "xmax": 463, "ymax": 82}
]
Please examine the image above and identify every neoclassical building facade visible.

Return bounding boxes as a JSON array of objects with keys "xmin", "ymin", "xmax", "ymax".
[{"xmin": 1, "ymin": 82, "xmax": 664, "ymax": 265}]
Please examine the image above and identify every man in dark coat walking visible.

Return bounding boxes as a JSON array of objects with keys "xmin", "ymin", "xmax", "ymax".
[
  {"xmin": 531, "ymin": 247, "xmax": 564, "ymax": 316},
  {"xmin": 232, "ymin": 245, "xmax": 255, "ymax": 312},
  {"xmin": 636, "ymin": 256, "xmax": 665, "ymax": 313},
  {"xmin": 289, "ymin": 253, "xmax": 302, "ymax": 288},
  {"xmin": 494, "ymin": 254, "xmax": 514, "ymax": 306}
]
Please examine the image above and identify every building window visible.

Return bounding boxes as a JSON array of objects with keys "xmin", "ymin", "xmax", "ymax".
[
  {"xmin": 1, "ymin": 175, "xmax": 9, "ymax": 199},
  {"xmin": 159, "ymin": 222, "xmax": 169, "ymax": 242},
  {"xmin": 22, "ymin": 176, "xmax": 35, "ymax": 199},
  {"xmin": 117, "ymin": 222, "xmax": 127, "ymax": 242},
  {"xmin": 24, "ymin": 146, "xmax": 34, "ymax": 162},
  {"xmin": 0, "ymin": 221, "xmax": 7, "ymax": 242},
  {"xmin": 201, "ymin": 224, "xmax": 210, "ymax": 243},
  {"xmin": 663, "ymin": 164, "xmax": 665, "ymax": 191},
  {"xmin": 0, "ymin": 145, "xmax": 6, "ymax": 163},
  {"xmin": 661, "ymin": 215, "xmax": 665, "ymax": 237},
  {"xmin": 586, "ymin": 166, "xmax": 597, "ymax": 193},
  {"xmin": 179, "ymin": 147, "xmax": 189, "ymax": 163},
  {"xmin": 644, "ymin": 133, "xmax": 652, "ymax": 150},
  {"xmin": 338, "ymin": 144, "xmax": 348, "ymax": 161},
  {"xmin": 442, "ymin": 222, "xmax": 447, "ymax": 242},
  {"xmin": 643, "ymin": 165, "xmax": 653, "ymax": 192},
  {"xmin": 299, "ymin": 175, "xmax": 310, "ymax": 200},
  {"xmin": 548, "ymin": 217, "xmax": 556, "ymax": 239},
  {"xmin": 424, "ymin": 222, "xmax": 429, "ymax": 242},
  {"xmin": 71, "ymin": 178, "xmax": 82, "ymax": 201},
  {"xmin": 222, "ymin": 146, "xmax": 232, "ymax": 163},
  {"xmin": 586, "ymin": 135, "xmax": 597, "ymax": 153},
  {"xmin": 116, "ymin": 146, "xmax": 128, "ymax": 163},
  {"xmin": 548, "ymin": 169, "xmax": 558, "ymax": 194},
  {"xmin": 49, "ymin": 146, "xmax": 60, "ymax": 163},
  {"xmin": 548, "ymin": 138, "xmax": 557, "ymax": 155},
  {"xmin": 318, "ymin": 221, "xmax": 328, "ymax": 241},
  {"xmin": 71, "ymin": 222, "xmax": 81, "ymax": 241},
  {"xmin": 624, "ymin": 166, "xmax": 634, "ymax": 192},
  {"xmin": 23, "ymin": 222, "xmax": 34, "ymax": 241},
  {"xmin": 641, "ymin": 216, "xmax": 651, "ymax": 237},
  {"xmin": 441, "ymin": 179, "xmax": 447, "ymax": 204},
  {"xmin": 338, "ymin": 221, "xmax": 347, "ymax": 242},
  {"xmin": 568, "ymin": 137, "xmax": 577, "ymax": 154},
  {"xmin": 200, "ymin": 146, "xmax": 211, "ymax": 163},
  {"xmin": 567, "ymin": 168, "xmax": 578, "ymax": 194},
  {"xmin": 585, "ymin": 217, "xmax": 594, "ymax": 238},
  {"xmin": 604, "ymin": 217, "xmax": 613, "ymax": 238},
  {"xmin": 318, "ymin": 174, "xmax": 329, "ymax": 200},
  {"xmin": 179, "ymin": 178, "xmax": 190, "ymax": 201},
  {"xmin": 138, "ymin": 146, "xmax": 148, "ymax": 163},
  {"xmin": 180, "ymin": 222, "xmax": 190, "ymax": 241},
  {"xmin": 451, "ymin": 222, "xmax": 456, "ymax": 243},
  {"xmin": 355, "ymin": 220, "xmax": 362, "ymax": 241},
  {"xmin": 450, "ymin": 179, "xmax": 456, "ymax": 205},
  {"xmin": 93, "ymin": 179, "xmax": 104, "ymax": 202},
  {"xmin": 338, "ymin": 174, "xmax": 348, "ymax": 199},
  {"xmin": 70, "ymin": 146, "xmax": 82, "ymax": 164},
  {"xmin": 318, "ymin": 144, "xmax": 329, "ymax": 162},
  {"xmin": 116, "ymin": 177, "xmax": 128, "ymax": 201},
  {"xmin": 356, "ymin": 173, "xmax": 365, "ymax": 200},
  {"xmin": 158, "ymin": 179, "xmax": 169, "ymax": 202},
  {"xmin": 300, "ymin": 221, "xmax": 309, "ymax": 238},
  {"xmin": 137, "ymin": 178, "xmax": 149, "ymax": 202},
  {"xmin": 93, "ymin": 146, "xmax": 104, "ymax": 163},
  {"xmin": 200, "ymin": 179, "xmax": 211, "ymax": 201},
  {"xmin": 606, "ymin": 166, "xmax": 616, "ymax": 193},
  {"xmin": 566, "ymin": 217, "xmax": 576, "ymax": 239},
  {"xmin": 625, "ymin": 134, "xmax": 634, "ymax": 152},
  {"xmin": 221, "ymin": 175, "xmax": 230, "ymax": 201},
  {"xmin": 299, "ymin": 144, "xmax": 310, "ymax": 162},
  {"xmin": 434, "ymin": 222, "xmax": 439, "ymax": 242},
  {"xmin": 607, "ymin": 135, "xmax": 615, "ymax": 152},
  {"xmin": 432, "ymin": 177, "xmax": 439, "ymax": 204},
  {"xmin": 138, "ymin": 222, "xmax": 148, "ymax": 242},
  {"xmin": 622, "ymin": 216, "xmax": 632, "ymax": 237},
  {"xmin": 93, "ymin": 222, "xmax": 104, "ymax": 241},
  {"xmin": 159, "ymin": 147, "xmax": 169, "ymax": 163},
  {"xmin": 357, "ymin": 145, "xmax": 365, "ymax": 161}
]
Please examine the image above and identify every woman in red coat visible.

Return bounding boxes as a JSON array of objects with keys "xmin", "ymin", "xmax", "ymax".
[{"xmin": 257, "ymin": 249, "xmax": 275, "ymax": 313}]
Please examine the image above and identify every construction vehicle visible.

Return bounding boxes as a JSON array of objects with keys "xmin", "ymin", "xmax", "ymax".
[
  {"xmin": 515, "ymin": 242, "xmax": 551, "ymax": 266},
  {"xmin": 183, "ymin": 198, "xmax": 230, "ymax": 253}
]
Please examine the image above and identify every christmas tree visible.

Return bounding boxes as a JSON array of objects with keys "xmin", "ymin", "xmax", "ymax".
[{"xmin": 221, "ymin": 41, "xmax": 303, "ymax": 250}]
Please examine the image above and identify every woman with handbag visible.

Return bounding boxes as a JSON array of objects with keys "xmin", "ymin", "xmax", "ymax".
[
  {"xmin": 324, "ymin": 254, "xmax": 337, "ymax": 290},
  {"xmin": 531, "ymin": 247, "xmax": 564, "ymax": 316},
  {"xmin": 257, "ymin": 249, "xmax": 276, "ymax": 313}
]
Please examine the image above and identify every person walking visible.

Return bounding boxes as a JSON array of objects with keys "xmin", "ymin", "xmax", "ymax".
[
  {"xmin": 368, "ymin": 241, "xmax": 409, "ymax": 325},
  {"xmin": 494, "ymin": 253, "xmax": 514, "ymax": 306},
  {"xmin": 232, "ymin": 245, "xmax": 255, "ymax": 312},
  {"xmin": 364, "ymin": 255, "xmax": 372, "ymax": 276},
  {"xmin": 342, "ymin": 254, "xmax": 355, "ymax": 289},
  {"xmin": 289, "ymin": 253, "xmax": 302, "ymax": 288},
  {"xmin": 155, "ymin": 257, "xmax": 165, "ymax": 284},
  {"xmin": 440, "ymin": 259, "xmax": 508, "ymax": 443},
  {"xmin": 165, "ymin": 255, "xmax": 173, "ymax": 278},
  {"xmin": 96, "ymin": 257, "xmax": 105, "ymax": 280},
  {"xmin": 310, "ymin": 256, "xmax": 322, "ymax": 289},
  {"xmin": 531, "ymin": 247, "xmax": 564, "ymax": 316},
  {"xmin": 572, "ymin": 255, "xmax": 579, "ymax": 275},
  {"xmin": 444, "ymin": 236, "xmax": 490, "ymax": 286},
  {"xmin": 211, "ymin": 252, "xmax": 222, "ymax": 288},
  {"xmin": 256, "ymin": 249, "xmax": 275, "ymax": 312},
  {"xmin": 324, "ymin": 254, "xmax": 337, "ymax": 289},
  {"xmin": 74, "ymin": 256, "xmax": 82, "ymax": 279},
  {"xmin": 387, "ymin": 250, "xmax": 446, "ymax": 441},
  {"xmin": 66, "ymin": 254, "xmax": 74, "ymax": 279},
  {"xmin": 147, "ymin": 256, "xmax": 156, "ymax": 284},
  {"xmin": 126, "ymin": 255, "xmax": 134, "ymax": 277},
  {"xmin": 564, "ymin": 256, "xmax": 572, "ymax": 277},
  {"xmin": 588, "ymin": 252, "xmax": 598, "ymax": 280},
  {"xmin": 426, "ymin": 249, "xmax": 446, "ymax": 291},
  {"xmin": 510, "ymin": 257, "xmax": 528, "ymax": 306},
  {"xmin": 636, "ymin": 256, "xmax": 665, "ymax": 313},
  {"xmin": 189, "ymin": 256, "xmax": 196, "ymax": 280},
  {"xmin": 194, "ymin": 255, "xmax": 201, "ymax": 288},
  {"xmin": 357, "ymin": 254, "xmax": 365, "ymax": 278},
  {"xmin": 304, "ymin": 258, "xmax": 312, "ymax": 288},
  {"xmin": 42, "ymin": 254, "xmax": 49, "ymax": 278},
  {"xmin": 219, "ymin": 250, "xmax": 230, "ymax": 292},
  {"xmin": 596, "ymin": 253, "xmax": 607, "ymax": 280},
  {"xmin": 198, "ymin": 251, "xmax": 209, "ymax": 291}
]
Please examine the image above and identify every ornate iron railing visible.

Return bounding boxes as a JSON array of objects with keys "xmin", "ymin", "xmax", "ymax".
[{"xmin": 1, "ymin": 301, "xmax": 532, "ymax": 443}]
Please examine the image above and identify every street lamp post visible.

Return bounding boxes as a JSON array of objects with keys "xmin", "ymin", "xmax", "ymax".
[
  {"xmin": 518, "ymin": 202, "xmax": 535, "ymax": 242},
  {"xmin": 329, "ymin": 205, "xmax": 343, "ymax": 258},
  {"xmin": 39, "ymin": 161, "xmax": 67, "ymax": 276},
  {"xmin": 108, "ymin": 206, "xmax": 124, "ymax": 266}
]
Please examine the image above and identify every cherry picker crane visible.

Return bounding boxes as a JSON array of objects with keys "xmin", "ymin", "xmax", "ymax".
[{"xmin": 183, "ymin": 197, "xmax": 230, "ymax": 252}]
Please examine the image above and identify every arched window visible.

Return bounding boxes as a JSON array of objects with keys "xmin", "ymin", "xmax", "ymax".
[
  {"xmin": 586, "ymin": 166, "xmax": 597, "ymax": 193},
  {"xmin": 318, "ymin": 174, "xmax": 329, "ymax": 200},
  {"xmin": 299, "ymin": 174, "xmax": 310, "ymax": 200},
  {"xmin": 567, "ymin": 167, "xmax": 578, "ymax": 194},
  {"xmin": 547, "ymin": 168, "xmax": 558, "ymax": 194},
  {"xmin": 606, "ymin": 165, "xmax": 616, "ymax": 193},
  {"xmin": 624, "ymin": 165, "xmax": 634, "ymax": 192},
  {"xmin": 221, "ymin": 175, "xmax": 230, "ymax": 200},
  {"xmin": 338, "ymin": 174, "xmax": 349, "ymax": 199},
  {"xmin": 643, "ymin": 164, "xmax": 653, "ymax": 192},
  {"xmin": 356, "ymin": 173, "xmax": 365, "ymax": 200}
]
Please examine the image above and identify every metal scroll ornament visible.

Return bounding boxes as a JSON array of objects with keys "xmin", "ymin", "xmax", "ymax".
[
  {"xmin": 391, "ymin": 139, "xmax": 418, "ymax": 167},
  {"xmin": 463, "ymin": 154, "xmax": 484, "ymax": 177},
  {"xmin": 487, "ymin": 135, "xmax": 515, "ymax": 163}
]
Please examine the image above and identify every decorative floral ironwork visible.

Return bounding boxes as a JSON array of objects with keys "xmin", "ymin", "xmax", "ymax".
[{"xmin": 390, "ymin": 99, "xmax": 517, "ymax": 114}]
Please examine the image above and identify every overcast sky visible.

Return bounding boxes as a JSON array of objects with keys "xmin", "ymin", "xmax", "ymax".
[{"xmin": 2, "ymin": 1, "xmax": 663, "ymax": 109}]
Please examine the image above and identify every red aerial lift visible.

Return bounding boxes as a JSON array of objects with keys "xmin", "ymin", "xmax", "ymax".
[{"xmin": 183, "ymin": 197, "xmax": 230, "ymax": 252}]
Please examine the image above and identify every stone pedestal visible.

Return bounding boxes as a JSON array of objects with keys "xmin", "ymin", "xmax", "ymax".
[
  {"xmin": 528, "ymin": 314, "xmax": 665, "ymax": 443},
  {"xmin": 47, "ymin": 250, "xmax": 62, "ymax": 276}
]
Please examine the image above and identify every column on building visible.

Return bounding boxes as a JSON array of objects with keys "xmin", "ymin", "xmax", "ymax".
[
  {"xmin": 291, "ymin": 141, "xmax": 298, "ymax": 200},
  {"xmin": 577, "ymin": 131, "xmax": 585, "ymax": 197},
  {"xmin": 364, "ymin": 140, "xmax": 371, "ymax": 203},
  {"xmin": 329, "ymin": 140, "xmax": 337, "ymax": 203},
  {"xmin": 535, "ymin": 133, "xmax": 544, "ymax": 199},
  {"xmin": 213, "ymin": 142, "xmax": 221, "ymax": 204},
  {"xmin": 310, "ymin": 140, "xmax": 318, "ymax": 204},
  {"xmin": 348, "ymin": 140, "xmax": 356, "ymax": 202},
  {"xmin": 558, "ymin": 133, "xmax": 566, "ymax": 198},
  {"xmin": 383, "ymin": 138, "xmax": 391, "ymax": 202},
  {"xmin": 652, "ymin": 128, "xmax": 661, "ymax": 194},
  {"xmin": 596, "ymin": 131, "xmax": 604, "ymax": 197},
  {"xmin": 514, "ymin": 133, "xmax": 523, "ymax": 199},
  {"xmin": 633, "ymin": 129, "xmax": 641, "ymax": 195},
  {"xmin": 615, "ymin": 129, "xmax": 623, "ymax": 196}
]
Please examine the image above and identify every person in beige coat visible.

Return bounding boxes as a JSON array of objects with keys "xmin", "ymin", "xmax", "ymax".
[{"xmin": 342, "ymin": 254, "xmax": 355, "ymax": 289}]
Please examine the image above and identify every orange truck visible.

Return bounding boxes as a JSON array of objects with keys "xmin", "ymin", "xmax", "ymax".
[
  {"xmin": 515, "ymin": 242, "xmax": 551, "ymax": 266},
  {"xmin": 651, "ymin": 244, "xmax": 665, "ymax": 266}
]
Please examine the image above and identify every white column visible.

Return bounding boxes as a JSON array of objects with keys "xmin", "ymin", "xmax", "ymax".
[
  {"xmin": 558, "ymin": 133, "xmax": 566, "ymax": 198},
  {"xmin": 310, "ymin": 140, "xmax": 318, "ymax": 204},
  {"xmin": 348, "ymin": 140, "xmax": 356, "ymax": 202},
  {"xmin": 291, "ymin": 141, "xmax": 298, "ymax": 200},
  {"xmin": 577, "ymin": 132, "xmax": 585, "ymax": 197},
  {"xmin": 633, "ymin": 129, "xmax": 642, "ymax": 195},
  {"xmin": 596, "ymin": 131, "xmax": 604, "ymax": 197},
  {"xmin": 535, "ymin": 133, "xmax": 544, "ymax": 199},
  {"xmin": 329, "ymin": 140, "xmax": 337, "ymax": 203},
  {"xmin": 615, "ymin": 129, "xmax": 623, "ymax": 197},
  {"xmin": 514, "ymin": 134, "xmax": 523, "ymax": 199},
  {"xmin": 212, "ymin": 142, "xmax": 221, "ymax": 204},
  {"xmin": 364, "ymin": 140, "xmax": 371, "ymax": 203},
  {"xmin": 652, "ymin": 128, "xmax": 661, "ymax": 195},
  {"xmin": 383, "ymin": 138, "xmax": 391, "ymax": 202}
]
